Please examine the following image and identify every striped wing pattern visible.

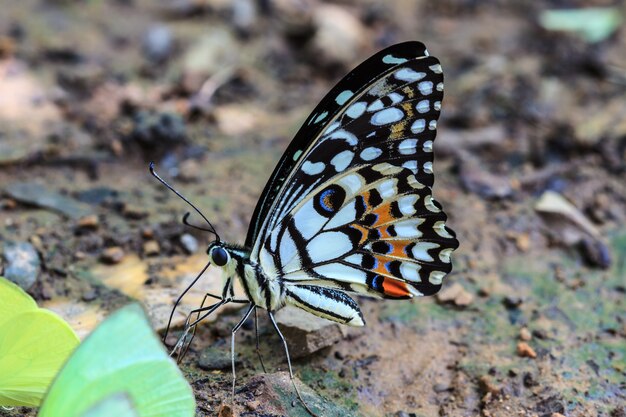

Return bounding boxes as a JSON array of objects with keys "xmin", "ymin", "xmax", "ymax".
[{"xmin": 249, "ymin": 43, "xmax": 458, "ymax": 322}]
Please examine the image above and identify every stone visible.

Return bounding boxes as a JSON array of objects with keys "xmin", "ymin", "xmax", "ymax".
[
  {"xmin": 198, "ymin": 344, "xmax": 238, "ymax": 370},
  {"xmin": 517, "ymin": 342, "xmax": 537, "ymax": 359},
  {"xmin": 77, "ymin": 214, "xmax": 99, "ymax": 229},
  {"xmin": 101, "ymin": 247, "xmax": 125, "ymax": 264},
  {"xmin": 5, "ymin": 182, "xmax": 91, "ymax": 219},
  {"xmin": 275, "ymin": 306, "xmax": 347, "ymax": 359},
  {"xmin": 2, "ymin": 241, "xmax": 40, "ymax": 290},
  {"xmin": 180, "ymin": 233, "xmax": 199, "ymax": 254},
  {"xmin": 437, "ymin": 283, "xmax": 474, "ymax": 307},
  {"xmin": 143, "ymin": 240, "xmax": 160, "ymax": 256},
  {"xmin": 519, "ymin": 327, "xmax": 532, "ymax": 341}
]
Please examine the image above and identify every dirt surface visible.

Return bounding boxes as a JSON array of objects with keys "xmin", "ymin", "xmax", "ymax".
[{"xmin": 1, "ymin": 1, "xmax": 625, "ymax": 416}]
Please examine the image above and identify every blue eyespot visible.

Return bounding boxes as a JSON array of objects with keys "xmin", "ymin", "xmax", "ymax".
[{"xmin": 319, "ymin": 189, "xmax": 335, "ymax": 212}]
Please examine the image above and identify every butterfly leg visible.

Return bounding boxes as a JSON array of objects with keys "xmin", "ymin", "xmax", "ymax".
[
  {"xmin": 230, "ymin": 303, "xmax": 256, "ymax": 402},
  {"xmin": 174, "ymin": 299, "xmax": 226, "ymax": 361},
  {"xmin": 268, "ymin": 311, "xmax": 319, "ymax": 417},
  {"xmin": 254, "ymin": 306, "xmax": 267, "ymax": 373}
]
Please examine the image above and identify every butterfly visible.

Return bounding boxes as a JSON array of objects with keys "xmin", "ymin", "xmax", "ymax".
[{"xmin": 151, "ymin": 41, "xmax": 459, "ymax": 416}]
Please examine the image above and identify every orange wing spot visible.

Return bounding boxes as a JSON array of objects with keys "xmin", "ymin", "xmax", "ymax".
[
  {"xmin": 387, "ymin": 240, "xmax": 411, "ymax": 258},
  {"xmin": 382, "ymin": 277, "xmax": 411, "ymax": 298},
  {"xmin": 371, "ymin": 202, "xmax": 395, "ymax": 226}
]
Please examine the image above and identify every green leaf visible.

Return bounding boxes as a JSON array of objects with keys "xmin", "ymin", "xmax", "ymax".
[
  {"xmin": 38, "ymin": 303, "xmax": 195, "ymax": 417},
  {"xmin": 0, "ymin": 277, "xmax": 79, "ymax": 407},
  {"xmin": 81, "ymin": 393, "xmax": 139, "ymax": 417},
  {"xmin": 539, "ymin": 7, "xmax": 623, "ymax": 43}
]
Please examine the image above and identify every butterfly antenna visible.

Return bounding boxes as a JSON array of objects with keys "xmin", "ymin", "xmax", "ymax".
[
  {"xmin": 149, "ymin": 162, "xmax": 221, "ymax": 241},
  {"xmin": 182, "ymin": 212, "xmax": 215, "ymax": 233}
]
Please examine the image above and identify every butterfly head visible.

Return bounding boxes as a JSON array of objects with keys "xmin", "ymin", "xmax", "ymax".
[{"xmin": 207, "ymin": 241, "xmax": 230, "ymax": 267}]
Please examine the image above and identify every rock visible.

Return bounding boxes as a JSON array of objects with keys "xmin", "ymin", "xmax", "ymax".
[
  {"xmin": 143, "ymin": 240, "xmax": 160, "ymax": 257},
  {"xmin": 275, "ymin": 306, "xmax": 347, "ymax": 358},
  {"xmin": 238, "ymin": 372, "xmax": 354, "ymax": 416},
  {"xmin": 232, "ymin": 0, "xmax": 258, "ymax": 36},
  {"xmin": 459, "ymin": 154, "xmax": 513, "ymax": 199},
  {"xmin": 433, "ymin": 383, "xmax": 452, "ymax": 393},
  {"xmin": 77, "ymin": 214, "xmax": 99, "ymax": 229},
  {"xmin": 2, "ymin": 241, "xmax": 40, "ymax": 290},
  {"xmin": 516, "ymin": 342, "xmax": 537, "ymax": 359},
  {"xmin": 310, "ymin": 4, "xmax": 368, "ymax": 67},
  {"xmin": 503, "ymin": 296, "xmax": 523, "ymax": 309},
  {"xmin": 142, "ymin": 25, "xmax": 173, "ymax": 63},
  {"xmin": 479, "ymin": 375, "xmax": 500, "ymax": 396},
  {"xmin": 551, "ymin": 413, "xmax": 566, "ymax": 417},
  {"xmin": 535, "ymin": 190, "xmax": 610, "ymax": 268},
  {"xmin": 519, "ymin": 327, "xmax": 532, "ymax": 341},
  {"xmin": 183, "ymin": 29, "xmax": 239, "ymax": 79},
  {"xmin": 217, "ymin": 404, "xmax": 234, "ymax": 417},
  {"xmin": 198, "ymin": 344, "xmax": 238, "ymax": 370},
  {"xmin": 101, "ymin": 247, "xmax": 125, "ymax": 264},
  {"xmin": 180, "ymin": 233, "xmax": 199, "ymax": 254},
  {"xmin": 128, "ymin": 111, "xmax": 187, "ymax": 148},
  {"xmin": 5, "ymin": 182, "xmax": 91, "ymax": 219},
  {"xmin": 272, "ymin": 0, "xmax": 316, "ymax": 39},
  {"xmin": 122, "ymin": 203, "xmax": 149, "ymax": 220},
  {"xmin": 436, "ymin": 283, "xmax": 474, "ymax": 307}
]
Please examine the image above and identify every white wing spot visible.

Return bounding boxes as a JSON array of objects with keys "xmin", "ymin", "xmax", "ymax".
[
  {"xmin": 292, "ymin": 149, "xmax": 303, "ymax": 161},
  {"xmin": 360, "ymin": 147, "xmax": 382, "ymax": 161},
  {"xmin": 328, "ymin": 129, "xmax": 358, "ymax": 145},
  {"xmin": 402, "ymin": 160, "xmax": 418, "ymax": 173},
  {"xmin": 411, "ymin": 119, "xmax": 426, "ymax": 133},
  {"xmin": 429, "ymin": 120, "xmax": 437, "ymax": 130},
  {"xmin": 395, "ymin": 68, "xmax": 426, "ymax": 82},
  {"xmin": 411, "ymin": 242, "xmax": 439, "ymax": 262},
  {"xmin": 371, "ymin": 108, "xmax": 404, "ymax": 126},
  {"xmin": 346, "ymin": 102, "xmax": 367, "ymax": 119},
  {"xmin": 429, "ymin": 271, "xmax": 446, "ymax": 285},
  {"xmin": 314, "ymin": 111, "xmax": 328, "ymax": 124},
  {"xmin": 330, "ymin": 150, "xmax": 354, "ymax": 172},
  {"xmin": 423, "ymin": 161, "xmax": 433, "ymax": 174},
  {"xmin": 367, "ymin": 99, "xmax": 384, "ymax": 112},
  {"xmin": 324, "ymin": 121, "xmax": 341, "ymax": 135},
  {"xmin": 302, "ymin": 160, "xmax": 325, "ymax": 175},
  {"xmin": 388, "ymin": 92, "xmax": 403, "ymax": 104},
  {"xmin": 336, "ymin": 90, "xmax": 353, "ymax": 105},
  {"xmin": 400, "ymin": 262, "xmax": 421, "ymax": 281},
  {"xmin": 398, "ymin": 138, "xmax": 417, "ymax": 155},
  {"xmin": 434, "ymin": 101, "xmax": 441, "ymax": 111},
  {"xmin": 434, "ymin": 221, "xmax": 454, "ymax": 238},
  {"xmin": 423, "ymin": 140, "xmax": 433, "ymax": 152},
  {"xmin": 416, "ymin": 99, "xmax": 430, "ymax": 113},
  {"xmin": 436, "ymin": 82, "xmax": 444, "ymax": 91},
  {"xmin": 383, "ymin": 54, "xmax": 408, "ymax": 64},
  {"xmin": 418, "ymin": 81, "xmax": 433, "ymax": 95},
  {"xmin": 439, "ymin": 248, "xmax": 453, "ymax": 263},
  {"xmin": 429, "ymin": 64, "xmax": 443, "ymax": 73}
]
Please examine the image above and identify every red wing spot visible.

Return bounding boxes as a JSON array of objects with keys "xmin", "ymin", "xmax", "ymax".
[{"xmin": 381, "ymin": 277, "xmax": 411, "ymax": 298}]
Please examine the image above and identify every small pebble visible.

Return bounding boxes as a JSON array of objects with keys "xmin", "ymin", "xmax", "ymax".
[
  {"xmin": 2, "ymin": 241, "xmax": 41, "ymax": 289},
  {"xmin": 180, "ymin": 233, "xmax": 199, "ymax": 254},
  {"xmin": 519, "ymin": 327, "xmax": 532, "ymax": 341},
  {"xmin": 245, "ymin": 400, "xmax": 260, "ymax": 411},
  {"xmin": 551, "ymin": 413, "xmax": 566, "ymax": 417},
  {"xmin": 143, "ymin": 240, "xmax": 160, "ymax": 256},
  {"xmin": 433, "ymin": 383, "xmax": 451, "ymax": 393},
  {"xmin": 101, "ymin": 247, "xmax": 125, "ymax": 264},
  {"xmin": 122, "ymin": 204, "xmax": 148, "ymax": 220},
  {"xmin": 503, "ymin": 295, "xmax": 523, "ymax": 309},
  {"xmin": 142, "ymin": 25, "xmax": 173, "ymax": 63},
  {"xmin": 217, "ymin": 404, "xmax": 233, "ymax": 417},
  {"xmin": 517, "ymin": 342, "xmax": 537, "ymax": 359},
  {"xmin": 479, "ymin": 375, "xmax": 500, "ymax": 395},
  {"xmin": 77, "ymin": 214, "xmax": 99, "ymax": 229}
]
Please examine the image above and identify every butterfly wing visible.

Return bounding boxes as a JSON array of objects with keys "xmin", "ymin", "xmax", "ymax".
[
  {"xmin": 245, "ymin": 41, "xmax": 430, "ymax": 248},
  {"xmin": 248, "ymin": 42, "xmax": 458, "ymax": 315}
]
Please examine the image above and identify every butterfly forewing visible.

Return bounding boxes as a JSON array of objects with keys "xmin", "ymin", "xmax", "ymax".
[
  {"xmin": 250, "ymin": 42, "xmax": 458, "ymax": 306},
  {"xmin": 246, "ymin": 41, "xmax": 431, "ymax": 248}
]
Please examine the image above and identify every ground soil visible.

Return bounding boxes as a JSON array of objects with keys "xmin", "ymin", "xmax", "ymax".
[{"xmin": 1, "ymin": 1, "xmax": 625, "ymax": 416}]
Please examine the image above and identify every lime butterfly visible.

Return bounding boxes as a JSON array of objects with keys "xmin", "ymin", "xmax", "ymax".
[{"xmin": 152, "ymin": 41, "xmax": 458, "ymax": 415}]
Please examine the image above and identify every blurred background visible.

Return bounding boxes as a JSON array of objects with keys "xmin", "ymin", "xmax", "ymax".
[{"xmin": 0, "ymin": 1, "xmax": 625, "ymax": 416}]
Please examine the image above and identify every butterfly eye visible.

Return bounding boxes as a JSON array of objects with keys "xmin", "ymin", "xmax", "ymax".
[{"xmin": 211, "ymin": 247, "xmax": 229, "ymax": 266}]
